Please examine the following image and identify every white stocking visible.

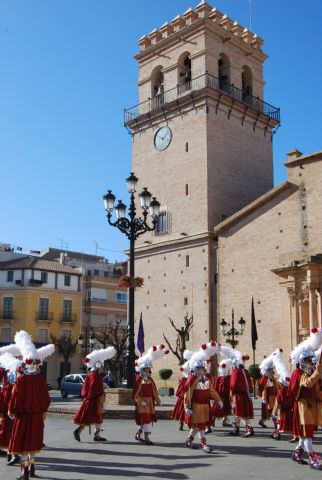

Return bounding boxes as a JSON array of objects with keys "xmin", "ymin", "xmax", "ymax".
[
  {"xmin": 189, "ymin": 428, "xmax": 197, "ymax": 438},
  {"xmin": 142, "ymin": 423, "xmax": 151, "ymax": 433},
  {"xmin": 304, "ymin": 438, "xmax": 313, "ymax": 454},
  {"xmin": 198, "ymin": 430, "xmax": 206, "ymax": 440},
  {"xmin": 297, "ymin": 438, "xmax": 305, "ymax": 449}
]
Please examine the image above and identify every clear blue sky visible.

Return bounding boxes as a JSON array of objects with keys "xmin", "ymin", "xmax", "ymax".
[{"xmin": 1, "ymin": 0, "xmax": 321, "ymax": 262}]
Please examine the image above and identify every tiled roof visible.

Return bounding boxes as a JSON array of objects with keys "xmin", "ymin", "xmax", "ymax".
[{"xmin": 0, "ymin": 256, "xmax": 81, "ymax": 274}]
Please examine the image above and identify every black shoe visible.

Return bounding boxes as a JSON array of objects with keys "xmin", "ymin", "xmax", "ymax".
[
  {"xmin": 94, "ymin": 435, "xmax": 107, "ymax": 442},
  {"xmin": 29, "ymin": 463, "xmax": 36, "ymax": 478},
  {"xmin": 73, "ymin": 428, "xmax": 81, "ymax": 442},
  {"xmin": 0, "ymin": 449, "xmax": 7, "ymax": 457},
  {"xmin": 205, "ymin": 427, "xmax": 212, "ymax": 434},
  {"xmin": 258, "ymin": 419, "xmax": 267, "ymax": 428},
  {"xmin": 16, "ymin": 466, "xmax": 29, "ymax": 480},
  {"xmin": 229, "ymin": 426, "xmax": 240, "ymax": 436},
  {"xmin": 7, "ymin": 455, "xmax": 20, "ymax": 466},
  {"xmin": 222, "ymin": 419, "xmax": 231, "ymax": 427},
  {"xmin": 179, "ymin": 424, "xmax": 184, "ymax": 431},
  {"xmin": 243, "ymin": 427, "xmax": 255, "ymax": 438}
]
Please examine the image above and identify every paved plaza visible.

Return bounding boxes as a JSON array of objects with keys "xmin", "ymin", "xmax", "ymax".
[{"xmin": 1, "ymin": 401, "xmax": 321, "ymax": 480}]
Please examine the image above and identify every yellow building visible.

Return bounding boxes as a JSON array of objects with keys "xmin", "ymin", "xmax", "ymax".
[{"xmin": 0, "ymin": 254, "xmax": 82, "ymax": 385}]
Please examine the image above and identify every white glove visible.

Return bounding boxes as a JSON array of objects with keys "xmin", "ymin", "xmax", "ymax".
[
  {"xmin": 262, "ymin": 399, "xmax": 267, "ymax": 404},
  {"xmin": 218, "ymin": 401, "xmax": 224, "ymax": 410},
  {"xmin": 185, "ymin": 408, "xmax": 193, "ymax": 417},
  {"xmin": 141, "ymin": 400, "xmax": 147, "ymax": 407}
]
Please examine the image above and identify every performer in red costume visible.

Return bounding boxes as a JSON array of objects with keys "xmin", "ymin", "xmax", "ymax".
[
  {"xmin": 258, "ymin": 352, "xmax": 280, "ymax": 429},
  {"xmin": 8, "ymin": 331, "xmax": 52, "ymax": 480},
  {"xmin": 288, "ymin": 327, "xmax": 322, "ymax": 470},
  {"xmin": 171, "ymin": 352, "xmax": 193, "ymax": 431},
  {"xmin": 183, "ymin": 342, "xmax": 222, "ymax": 453},
  {"xmin": 73, "ymin": 346, "xmax": 116, "ymax": 442},
  {"xmin": 133, "ymin": 344, "xmax": 168, "ymax": 445},
  {"xmin": 0, "ymin": 354, "xmax": 20, "ymax": 465},
  {"xmin": 0, "ymin": 366, "xmax": 8, "ymax": 458},
  {"xmin": 211, "ymin": 359, "xmax": 232, "ymax": 427}
]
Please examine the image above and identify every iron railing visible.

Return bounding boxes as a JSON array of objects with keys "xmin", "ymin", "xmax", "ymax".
[{"xmin": 124, "ymin": 72, "xmax": 280, "ymax": 124}]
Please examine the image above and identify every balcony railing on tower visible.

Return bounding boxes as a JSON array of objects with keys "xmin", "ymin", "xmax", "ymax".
[{"xmin": 124, "ymin": 72, "xmax": 280, "ymax": 125}]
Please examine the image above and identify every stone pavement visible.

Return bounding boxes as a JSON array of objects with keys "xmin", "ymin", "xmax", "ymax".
[{"xmin": 1, "ymin": 398, "xmax": 321, "ymax": 480}]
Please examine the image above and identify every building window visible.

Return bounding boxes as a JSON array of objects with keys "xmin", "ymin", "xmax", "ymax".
[
  {"xmin": 3, "ymin": 297, "xmax": 13, "ymax": 319},
  {"xmin": 184, "ymin": 297, "xmax": 188, "ymax": 305},
  {"xmin": 64, "ymin": 275, "xmax": 71, "ymax": 286},
  {"xmin": 41, "ymin": 271, "xmax": 48, "ymax": 284},
  {"xmin": 155, "ymin": 211, "xmax": 169, "ymax": 235},
  {"xmin": 1, "ymin": 327, "xmax": 12, "ymax": 343},
  {"xmin": 186, "ymin": 255, "xmax": 190, "ymax": 267},
  {"xmin": 39, "ymin": 298, "xmax": 49, "ymax": 320},
  {"xmin": 62, "ymin": 329, "xmax": 71, "ymax": 338},
  {"xmin": 116, "ymin": 292, "xmax": 128, "ymax": 304},
  {"xmin": 94, "ymin": 270, "xmax": 99, "ymax": 276},
  {"xmin": 62, "ymin": 300, "xmax": 72, "ymax": 321},
  {"xmin": 38, "ymin": 328, "xmax": 48, "ymax": 344},
  {"xmin": 87, "ymin": 270, "xmax": 92, "ymax": 276},
  {"xmin": 7, "ymin": 271, "xmax": 14, "ymax": 282}
]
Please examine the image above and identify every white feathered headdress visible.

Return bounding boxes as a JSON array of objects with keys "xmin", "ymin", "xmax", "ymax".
[
  {"xmin": 83, "ymin": 347, "xmax": 117, "ymax": 369},
  {"xmin": 37, "ymin": 344, "xmax": 55, "ymax": 362},
  {"xmin": 188, "ymin": 341, "xmax": 220, "ymax": 371},
  {"xmin": 218, "ymin": 358, "xmax": 233, "ymax": 376},
  {"xmin": 0, "ymin": 352, "xmax": 21, "ymax": 376},
  {"xmin": 271, "ymin": 348, "xmax": 290, "ymax": 384},
  {"xmin": 259, "ymin": 348, "xmax": 282, "ymax": 375},
  {"xmin": 14, "ymin": 331, "xmax": 40, "ymax": 363},
  {"xmin": 290, "ymin": 328, "xmax": 322, "ymax": 366},
  {"xmin": 0, "ymin": 343, "xmax": 21, "ymax": 356},
  {"xmin": 135, "ymin": 344, "xmax": 169, "ymax": 372},
  {"xmin": 218, "ymin": 345, "xmax": 249, "ymax": 367}
]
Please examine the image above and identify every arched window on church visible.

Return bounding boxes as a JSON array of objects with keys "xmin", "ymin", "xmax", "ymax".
[
  {"xmin": 242, "ymin": 65, "xmax": 253, "ymax": 106},
  {"xmin": 301, "ymin": 299, "xmax": 310, "ymax": 331},
  {"xmin": 151, "ymin": 65, "xmax": 164, "ymax": 110},
  {"xmin": 177, "ymin": 52, "xmax": 191, "ymax": 94},
  {"xmin": 218, "ymin": 53, "xmax": 230, "ymax": 93}
]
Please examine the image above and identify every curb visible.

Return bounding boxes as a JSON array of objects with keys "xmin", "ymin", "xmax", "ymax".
[{"xmin": 47, "ymin": 406, "xmax": 172, "ymax": 420}]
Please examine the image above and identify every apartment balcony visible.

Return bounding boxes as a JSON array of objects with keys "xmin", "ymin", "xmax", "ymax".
[
  {"xmin": 36, "ymin": 312, "xmax": 54, "ymax": 322},
  {"xmin": 60, "ymin": 313, "xmax": 78, "ymax": 324},
  {"xmin": 124, "ymin": 72, "xmax": 280, "ymax": 127}
]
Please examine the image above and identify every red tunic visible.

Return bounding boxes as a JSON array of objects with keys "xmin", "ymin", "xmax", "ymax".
[
  {"xmin": 0, "ymin": 383, "xmax": 14, "ymax": 449},
  {"xmin": 230, "ymin": 367, "xmax": 254, "ymax": 419},
  {"xmin": 276, "ymin": 385, "xmax": 293, "ymax": 433},
  {"xmin": 212, "ymin": 375, "xmax": 231, "ymax": 418},
  {"xmin": 8, "ymin": 374, "xmax": 50, "ymax": 455},
  {"xmin": 171, "ymin": 377, "xmax": 186, "ymax": 422},
  {"xmin": 73, "ymin": 370, "xmax": 105, "ymax": 426}
]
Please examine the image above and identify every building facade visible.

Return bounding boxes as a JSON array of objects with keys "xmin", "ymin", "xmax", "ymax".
[
  {"xmin": 215, "ymin": 149, "xmax": 322, "ymax": 361},
  {"xmin": 124, "ymin": 1, "xmax": 280, "ymax": 373},
  {"xmin": 0, "ymin": 254, "xmax": 82, "ymax": 384}
]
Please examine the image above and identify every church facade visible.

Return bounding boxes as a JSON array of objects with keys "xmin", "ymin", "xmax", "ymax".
[{"xmin": 123, "ymin": 1, "xmax": 319, "ymax": 375}]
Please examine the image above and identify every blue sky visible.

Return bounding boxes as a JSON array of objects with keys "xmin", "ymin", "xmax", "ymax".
[{"xmin": 1, "ymin": 0, "xmax": 321, "ymax": 262}]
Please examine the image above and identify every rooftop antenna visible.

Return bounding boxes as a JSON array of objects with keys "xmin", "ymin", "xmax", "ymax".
[
  {"xmin": 249, "ymin": 0, "xmax": 253, "ymax": 31},
  {"xmin": 58, "ymin": 238, "xmax": 69, "ymax": 250},
  {"xmin": 93, "ymin": 241, "xmax": 98, "ymax": 256}
]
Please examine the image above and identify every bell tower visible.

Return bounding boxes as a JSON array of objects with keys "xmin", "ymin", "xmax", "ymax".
[{"xmin": 124, "ymin": 1, "xmax": 280, "ymax": 369}]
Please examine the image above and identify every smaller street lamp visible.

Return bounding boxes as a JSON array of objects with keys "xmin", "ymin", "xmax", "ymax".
[{"xmin": 220, "ymin": 309, "xmax": 246, "ymax": 349}]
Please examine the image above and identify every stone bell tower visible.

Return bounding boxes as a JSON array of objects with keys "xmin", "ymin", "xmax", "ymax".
[{"xmin": 124, "ymin": 1, "xmax": 280, "ymax": 372}]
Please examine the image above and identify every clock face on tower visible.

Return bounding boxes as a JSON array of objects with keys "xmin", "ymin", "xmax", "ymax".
[{"xmin": 154, "ymin": 126, "xmax": 172, "ymax": 151}]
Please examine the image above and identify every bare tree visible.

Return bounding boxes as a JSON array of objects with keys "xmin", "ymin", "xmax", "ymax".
[
  {"xmin": 90, "ymin": 320, "xmax": 128, "ymax": 385},
  {"xmin": 163, "ymin": 313, "xmax": 194, "ymax": 365},
  {"xmin": 50, "ymin": 334, "xmax": 77, "ymax": 377}
]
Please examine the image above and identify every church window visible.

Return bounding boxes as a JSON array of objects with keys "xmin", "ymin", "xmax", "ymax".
[
  {"xmin": 177, "ymin": 52, "xmax": 192, "ymax": 94},
  {"xmin": 218, "ymin": 54, "xmax": 230, "ymax": 92},
  {"xmin": 151, "ymin": 66, "xmax": 164, "ymax": 110},
  {"xmin": 242, "ymin": 65, "xmax": 253, "ymax": 105},
  {"xmin": 184, "ymin": 297, "xmax": 188, "ymax": 305},
  {"xmin": 185, "ymin": 184, "xmax": 189, "ymax": 195},
  {"xmin": 186, "ymin": 255, "xmax": 190, "ymax": 267},
  {"xmin": 155, "ymin": 211, "xmax": 169, "ymax": 235},
  {"xmin": 185, "ymin": 142, "xmax": 189, "ymax": 152}
]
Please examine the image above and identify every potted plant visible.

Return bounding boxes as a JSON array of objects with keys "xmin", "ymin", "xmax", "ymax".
[
  {"xmin": 248, "ymin": 363, "xmax": 261, "ymax": 398},
  {"xmin": 118, "ymin": 275, "xmax": 144, "ymax": 289},
  {"xmin": 158, "ymin": 368, "xmax": 174, "ymax": 396}
]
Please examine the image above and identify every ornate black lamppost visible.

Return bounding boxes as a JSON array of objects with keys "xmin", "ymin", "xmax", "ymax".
[
  {"xmin": 103, "ymin": 173, "xmax": 160, "ymax": 389},
  {"xmin": 219, "ymin": 309, "xmax": 246, "ymax": 349}
]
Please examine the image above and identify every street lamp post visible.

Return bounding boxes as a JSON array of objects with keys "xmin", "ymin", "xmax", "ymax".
[
  {"xmin": 103, "ymin": 173, "xmax": 160, "ymax": 389},
  {"xmin": 219, "ymin": 309, "xmax": 246, "ymax": 349}
]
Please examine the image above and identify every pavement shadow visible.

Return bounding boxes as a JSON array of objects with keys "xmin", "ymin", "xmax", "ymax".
[{"xmin": 36, "ymin": 455, "xmax": 210, "ymax": 479}]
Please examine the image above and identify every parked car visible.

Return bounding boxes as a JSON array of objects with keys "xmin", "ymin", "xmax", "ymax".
[{"xmin": 60, "ymin": 374, "xmax": 87, "ymax": 398}]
